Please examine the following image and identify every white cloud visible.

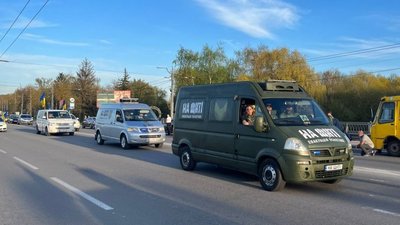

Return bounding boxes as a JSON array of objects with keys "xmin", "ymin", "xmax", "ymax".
[
  {"xmin": 0, "ymin": 16, "xmax": 57, "ymax": 29},
  {"xmin": 196, "ymin": 0, "xmax": 300, "ymax": 39},
  {"xmin": 21, "ymin": 33, "xmax": 89, "ymax": 46}
]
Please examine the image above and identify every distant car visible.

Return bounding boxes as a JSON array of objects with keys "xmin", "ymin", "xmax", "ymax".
[
  {"xmin": 71, "ymin": 114, "xmax": 81, "ymax": 131},
  {"xmin": 0, "ymin": 118, "xmax": 7, "ymax": 132},
  {"xmin": 8, "ymin": 114, "xmax": 19, "ymax": 124},
  {"xmin": 82, "ymin": 117, "xmax": 96, "ymax": 129},
  {"xmin": 18, "ymin": 114, "xmax": 33, "ymax": 125}
]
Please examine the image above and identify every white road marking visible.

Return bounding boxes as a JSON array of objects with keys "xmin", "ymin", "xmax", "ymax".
[
  {"xmin": 13, "ymin": 157, "xmax": 39, "ymax": 170},
  {"xmin": 355, "ymin": 166, "xmax": 400, "ymax": 177},
  {"xmin": 51, "ymin": 177, "xmax": 114, "ymax": 211},
  {"xmin": 0, "ymin": 149, "xmax": 7, "ymax": 154},
  {"xmin": 372, "ymin": 208, "xmax": 400, "ymax": 217},
  {"xmin": 164, "ymin": 142, "xmax": 171, "ymax": 146}
]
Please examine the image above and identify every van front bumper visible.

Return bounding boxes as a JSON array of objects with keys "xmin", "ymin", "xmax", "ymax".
[
  {"xmin": 128, "ymin": 133, "xmax": 166, "ymax": 145},
  {"xmin": 281, "ymin": 152, "xmax": 354, "ymax": 182},
  {"xmin": 48, "ymin": 126, "xmax": 75, "ymax": 134}
]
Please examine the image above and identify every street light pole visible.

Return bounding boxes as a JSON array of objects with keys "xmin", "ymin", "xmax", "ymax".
[{"xmin": 157, "ymin": 66, "xmax": 175, "ymax": 118}]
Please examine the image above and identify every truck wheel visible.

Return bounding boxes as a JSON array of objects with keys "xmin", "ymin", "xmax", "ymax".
[
  {"xmin": 95, "ymin": 131, "xmax": 104, "ymax": 145},
  {"xmin": 120, "ymin": 135, "xmax": 131, "ymax": 149},
  {"xmin": 387, "ymin": 141, "xmax": 400, "ymax": 156},
  {"xmin": 180, "ymin": 146, "xmax": 196, "ymax": 171},
  {"xmin": 258, "ymin": 159, "xmax": 286, "ymax": 191}
]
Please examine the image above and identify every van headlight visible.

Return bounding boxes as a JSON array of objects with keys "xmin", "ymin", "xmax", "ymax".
[
  {"xmin": 284, "ymin": 138, "xmax": 309, "ymax": 155},
  {"xmin": 127, "ymin": 127, "xmax": 140, "ymax": 132},
  {"xmin": 344, "ymin": 135, "xmax": 352, "ymax": 154}
]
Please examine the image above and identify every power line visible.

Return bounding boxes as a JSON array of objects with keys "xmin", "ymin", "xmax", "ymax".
[
  {"xmin": 308, "ymin": 42, "xmax": 400, "ymax": 62},
  {"xmin": 0, "ymin": 0, "xmax": 31, "ymax": 44},
  {"xmin": 0, "ymin": 0, "xmax": 49, "ymax": 59}
]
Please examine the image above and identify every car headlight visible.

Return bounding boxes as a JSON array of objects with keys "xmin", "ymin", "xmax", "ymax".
[
  {"xmin": 284, "ymin": 137, "xmax": 309, "ymax": 155},
  {"xmin": 160, "ymin": 127, "xmax": 165, "ymax": 132},
  {"xmin": 127, "ymin": 127, "xmax": 140, "ymax": 132}
]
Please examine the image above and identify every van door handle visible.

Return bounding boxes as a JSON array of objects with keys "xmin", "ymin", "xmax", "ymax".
[{"xmin": 235, "ymin": 134, "xmax": 240, "ymax": 139}]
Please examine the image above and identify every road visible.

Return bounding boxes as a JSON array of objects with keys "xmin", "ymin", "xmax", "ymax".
[{"xmin": 1, "ymin": 124, "xmax": 399, "ymax": 225}]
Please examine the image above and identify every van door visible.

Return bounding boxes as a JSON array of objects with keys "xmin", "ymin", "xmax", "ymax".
[
  {"xmin": 371, "ymin": 101, "xmax": 396, "ymax": 148},
  {"xmin": 108, "ymin": 109, "xmax": 124, "ymax": 141},
  {"xmin": 234, "ymin": 97, "xmax": 271, "ymax": 173}
]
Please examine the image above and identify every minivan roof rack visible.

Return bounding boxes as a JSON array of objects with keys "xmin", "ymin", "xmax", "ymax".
[
  {"xmin": 258, "ymin": 80, "xmax": 300, "ymax": 92},
  {"xmin": 119, "ymin": 97, "xmax": 139, "ymax": 103}
]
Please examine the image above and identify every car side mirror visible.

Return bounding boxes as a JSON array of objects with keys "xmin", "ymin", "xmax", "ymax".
[{"xmin": 255, "ymin": 116, "xmax": 269, "ymax": 133}]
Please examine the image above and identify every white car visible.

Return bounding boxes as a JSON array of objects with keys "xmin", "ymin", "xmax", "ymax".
[
  {"xmin": 0, "ymin": 118, "xmax": 7, "ymax": 132},
  {"xmin": 71, "ymin": 114, "xmax": 81, "ymax": 131}
]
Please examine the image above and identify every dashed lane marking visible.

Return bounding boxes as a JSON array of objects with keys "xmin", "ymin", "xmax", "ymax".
[
  {"xmin": 13, "ymin": 157, "xmax": 39, "ymax": 170},
  {"xmin": 0, "ymin": 149, "xmax": 7, "ymax": 154},
  {"xmin": 51, "ymin": 177, "xmax": 114, "ymax": 211}
]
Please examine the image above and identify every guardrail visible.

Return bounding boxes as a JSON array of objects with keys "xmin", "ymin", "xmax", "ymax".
[{"xmin": 342, "ymin": 121, "xmax": 371, "ymax": 139}]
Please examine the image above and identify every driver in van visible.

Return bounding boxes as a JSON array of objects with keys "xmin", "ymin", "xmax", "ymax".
[{"xmin": 280, "ymin": 104, "xmax": 299, "ymax": 118}]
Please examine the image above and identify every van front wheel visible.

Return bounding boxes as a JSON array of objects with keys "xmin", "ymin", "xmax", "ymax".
[
  {"xmin": 180, "ymin": 146, "xmax": 196, "ymax": 171},
  {"xmin": 258, "ymin": 159, "xmax": 286, "ymax": 191},
  {"xmin": 95, "ymin": 131, "xmax": 104, "ymax": 145},
  {"xmin": 387, "ymin": 141, "xmax": 400, "ymax": 156},
  {"xmin": 120, "ymin": 135, "xmax": 131, "ymax": 149}
]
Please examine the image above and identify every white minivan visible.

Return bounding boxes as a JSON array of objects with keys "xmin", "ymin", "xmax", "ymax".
[
  {"xmin": 95, "ymin": 101, "xmax": 166, "ymax": 149},
  {"xmin": 36, "ymin": 110, "xmax": 75, "ymax": 136}
]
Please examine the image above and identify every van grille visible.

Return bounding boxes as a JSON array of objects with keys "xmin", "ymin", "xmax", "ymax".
[
  {"xmin": 310, "ymin": 148, "xmax": 346, "ymax": 157},
  {"xmin": 315, "ymin": 168, "xmax": 348, "ymax": 178},
  {"xmin": 139, "ymin": 135, "xmax": 161, "ymax": 138},
  {"xmin": 140, "ymin": 128, "xmax": 160, "ymax": 133}
]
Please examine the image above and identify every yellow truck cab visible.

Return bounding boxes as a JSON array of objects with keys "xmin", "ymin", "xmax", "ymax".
[{"xmin": 370, "ymin": 96, "xmax": 400, "ymax": 156}]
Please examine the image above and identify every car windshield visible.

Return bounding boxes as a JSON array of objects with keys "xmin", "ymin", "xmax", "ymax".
[
  {"xmin": 263, "ymin": 98, "xmax": 329, "ymax": 126},
  {"xmin": 48, "ymin": 111, "xmax": 71, "ymax": 119},
  {"xmin": 21, "ymin": 115, "xmax": 32, "ymax": 119},
  {"xmin": 123, "ymin": 109, "xmax": 158, "ymax": 121}
]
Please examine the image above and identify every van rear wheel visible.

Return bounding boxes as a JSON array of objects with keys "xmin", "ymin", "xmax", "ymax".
[
  {"xmin": 258, "ymin": 159, "xmax": 286, "ymax": 191},
  {"xmin": 180, "ymin": 146, "xmax": 196, "ymax": 171},
  {"xmin": 36, "ymin": 126, "xmax": 41, "ymax": 134},
  {"xmin": 120, "ymin": 135, "xmax": 131, "ymax": 149},
  {"xmin": 45, "ymin": 127, "xmax": 50, "ymax": 136}
]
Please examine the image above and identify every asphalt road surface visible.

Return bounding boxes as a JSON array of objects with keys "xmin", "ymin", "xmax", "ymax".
[{"xmin": 1, "ymin": 124, "xmax": 399, "ymax": 225}]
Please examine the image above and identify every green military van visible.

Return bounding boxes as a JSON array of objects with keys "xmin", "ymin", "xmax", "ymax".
[{"xmin": 172, "ymin": 80, "xmax": 354, "ymax": 191}]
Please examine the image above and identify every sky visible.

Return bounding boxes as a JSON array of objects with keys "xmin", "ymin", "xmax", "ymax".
[{"xmin": 0, "ymin": 0, "xmax": 399, "ymax": 95}]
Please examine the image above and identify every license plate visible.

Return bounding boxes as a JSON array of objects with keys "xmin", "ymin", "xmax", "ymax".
[{"xmin": 325, "ymin": 164, "xmax": 343, "ymax": 171}]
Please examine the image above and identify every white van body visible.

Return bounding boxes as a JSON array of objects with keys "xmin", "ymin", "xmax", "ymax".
[
  {"xmin": 36, "ymin": 110, "xmax": 75, "ymax": 136},
  {"xmin": 95, "ymin": 102, "xmax": 166, "ymax": 149}
]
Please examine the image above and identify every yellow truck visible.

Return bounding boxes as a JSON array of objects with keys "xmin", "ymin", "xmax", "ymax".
[{"xmin": 370, "ymin": 96, "xmax": 400, "ymax": 156}]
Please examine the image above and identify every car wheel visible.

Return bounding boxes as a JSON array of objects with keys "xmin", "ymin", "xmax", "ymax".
[
  {"xmin": 120, "ymin": 135, "xmax": 130, "ymax": 149},
  {"xmin": 155, "ymin": 143, "xmax": 163, "ymax": 148},
  {"xmin": 69, "ymin": 132, "xmax": 74, "ymax": 136},
  {"xmin": 258, "ymin": 159, "xmax": 286, "ymax": 191},
  {"xmin": 36, "ymin": 126, "xmax": 41, "ymax": 134},
  {"xmin": 387, "ymin": 140, "xmax": 400, "ymax": 156},
  {"xmin": 95, "ymin": 131, "xmax": 104, "ymax": 145},
  {"xmin": 180, "ymin": 146, "xmax": 196, "ymax": 171}
]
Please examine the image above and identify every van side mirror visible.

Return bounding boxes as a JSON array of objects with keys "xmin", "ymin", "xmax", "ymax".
[
  {"xmin": 255, "ymin": 116, "xmax": 269, "ymax": 132},
  {"xmin": 42, "ymin": 116, "xmax": 46, "ymax": 119}
]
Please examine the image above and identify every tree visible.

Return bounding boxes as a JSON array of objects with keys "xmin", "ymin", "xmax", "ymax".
[
  {"xmin": 73, "ymin": 58, "xmax": 99, "ymax": 119},
  {"xmin": 53, "ymin": 73, "xmax": 74, "ymax": 109},
  {"xmin": 114, "ymin": 68, "xmax": 130, "ymax": 90}
]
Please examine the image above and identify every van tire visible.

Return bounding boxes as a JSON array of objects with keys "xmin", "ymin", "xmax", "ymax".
[
  {"xmin": 258, "ymin": 159, "xmax": 286, "ymax": 191},
  {"xmin": 387, "ymin": 140, "xmax": 400, "ymax": 156},
  {"xmin": 95, "ymin": 131, "xmax": 104, "ymax": 145},
  {"xmin": 120, "ymin": 135, "xmax": 131, "ymax": 149},
  {"xmin": 155, "ymin": 143, "xmax": 163, "ymax": 148},
  {"xmin": 69, "ymin": 132, "xmax": 74, "ymax": 136},
  {"xmin": 180, "ymin": 146, "xmax": 196, "ymax": 171},
  {"xmin": 45, "ymin": 127, "xmax": 50, "ymax": 136}
]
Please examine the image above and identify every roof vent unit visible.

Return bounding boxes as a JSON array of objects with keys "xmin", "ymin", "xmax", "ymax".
[{"xmin": 265, "ymin": 80, "xmax": 299, "ymax": 92}]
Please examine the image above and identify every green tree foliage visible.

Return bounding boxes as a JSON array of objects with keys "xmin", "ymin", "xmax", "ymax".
[
  {"xmin": 73, "ymin": 58, "xmax": 99, "ymax": 118},
  {"xmin": 115, "ymin": 68, "xmax": 130, "ymax": 90},
  {"xmin": 53, "ymin": 73, "xmax": 74, "ymax": 109}
]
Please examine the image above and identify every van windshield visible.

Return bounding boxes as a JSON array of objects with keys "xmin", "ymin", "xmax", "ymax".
[
  {"xmin": 123, "ymin": 109, "xmax": 158, "ymax": 121},
  {"xmin": 263, "ymin": 98, "xmax": 329, "ymax": 126},
  {"xmin": 48, "ymin": 111, "xmax": 71, "ymax": 119}
]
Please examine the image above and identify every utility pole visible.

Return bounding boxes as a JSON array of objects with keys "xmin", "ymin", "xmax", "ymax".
[
  {"xmin": 157, "ymin": 66, "xmax": 175, "ymax": 118},
  {"xmin": 51, "ymin": 85, "xmax": 54, "ymax": 109}
]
